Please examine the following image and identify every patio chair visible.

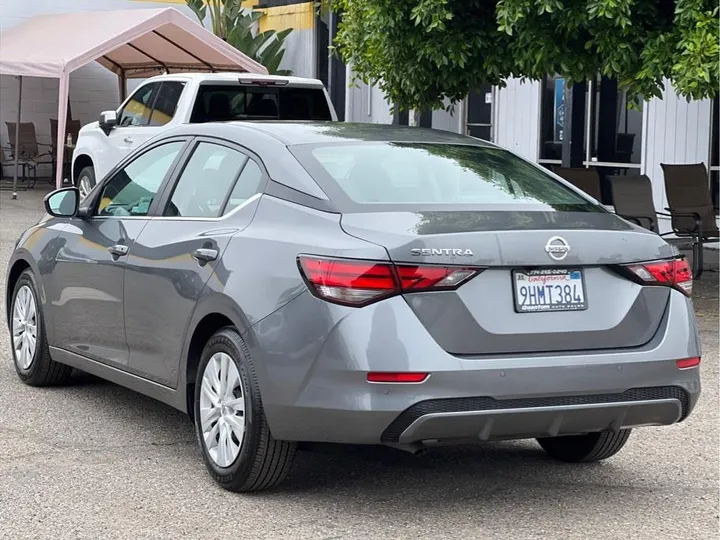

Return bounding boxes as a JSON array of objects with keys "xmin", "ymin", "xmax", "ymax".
[
  {"xmin": 5, "ymin": 122, "xmax": 53, "ymax": 187},
  {"xmin": 608, "ymin": 174, "xmax": 669, "ymax": 233},
  {"xmin": 661, "ymin": 163, "xmax": 720, "ymax": 278},
  {"xmin": 553, "ymin": 167, "xmax": 603, "ymax": 200},
  {"xmin": 50, "ymin": 118, "xmax": 81, "ymax": 183}
]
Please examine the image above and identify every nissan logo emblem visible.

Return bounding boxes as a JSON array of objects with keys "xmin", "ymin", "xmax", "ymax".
[{"xmin": 545, "ymin": 236, "xmax": 570, "ymax": 261}]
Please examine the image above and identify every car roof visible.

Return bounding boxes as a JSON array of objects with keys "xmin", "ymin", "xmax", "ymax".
[
  {"xmin": 144, "ymin": 72, "xmax": 325, "ymax": 87},
  {"xmin": 168, "ymin": 121, "xmax": 496, "ymax": 147}
]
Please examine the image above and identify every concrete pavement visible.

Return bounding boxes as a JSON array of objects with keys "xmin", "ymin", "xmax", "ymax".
[{"xmin": 0, "ymin": 186, "xmax": 718, "ymax": 540}]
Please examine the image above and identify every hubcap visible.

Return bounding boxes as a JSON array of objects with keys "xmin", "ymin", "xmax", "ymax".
[
  {"xmin": 12, "ymin": 285, "xmax": 38, "ymax": 370},
  {"xmin": 199, "ymin": 352, "xmax": 246, "ymax": 468},
  {"xmin": 78, "ymin": 175, "xmax": 93, "ymax": 200}
]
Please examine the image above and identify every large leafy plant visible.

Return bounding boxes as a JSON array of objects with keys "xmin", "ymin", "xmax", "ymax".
[
  {"xmin": 187, "ymin": 0, "xmax": 293, "ymax": 75},
  {"xmin": 331, "ymin": 0, "xmax": 719, "ymax": 112}
]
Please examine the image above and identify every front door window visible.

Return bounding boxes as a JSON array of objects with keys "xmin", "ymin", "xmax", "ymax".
[{"xmin": 96, "ymin": 142, "xmax": 184, "ymax": 217}]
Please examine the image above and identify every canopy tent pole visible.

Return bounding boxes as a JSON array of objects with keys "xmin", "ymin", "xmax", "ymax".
[
  {"xmin": 54, "ymin": 74, "xmax": 69, "ymax": 190},
  {"xmin": 118, "ymin": 69, "xmax": 127, "ymax": 101},
  {"xmin": 12, "ymin": 76, "xmax": 22, "ymax": 200}
]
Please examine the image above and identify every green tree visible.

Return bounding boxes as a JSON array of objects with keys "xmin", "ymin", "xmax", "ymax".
[
  {"xmin": 187, "ymin": 0, "xmax": 293, "ymax": 75},
  {"xmin": 331, "ymin": 0, "xmax": 719, "ymax": 112}
]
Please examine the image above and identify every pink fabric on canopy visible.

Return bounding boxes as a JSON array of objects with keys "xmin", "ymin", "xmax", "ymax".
[
  {"xmin": 0, "ymin": 7, "xmax": 267, "ymax": 77},
  {"xmin": 0, "ymin": 7, "xmax": 268, "ymax": 188}
]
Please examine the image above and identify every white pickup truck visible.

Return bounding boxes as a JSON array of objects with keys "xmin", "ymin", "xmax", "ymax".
[{"xmin": 71, "ymin": 72, "xmax": 337, "ymax": 198}]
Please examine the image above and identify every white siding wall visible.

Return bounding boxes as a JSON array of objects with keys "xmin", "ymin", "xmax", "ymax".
[
  {"xmin": 344, "ymin": 68, "xmax": 462, "ymax": 132},
  {"xmin": 493, "ymin": 78, "xmax": 540, "ymax": 161},
  {"xmin": 0, "ymin": 0, "xmax": 196, "ymax": 177},
  {"xmin": 642, "ymin": 79, "xmax": 713, "ymax": 223},
  {"xmin": 344, "ymin": 77, "xmax": 393, "ymax": 124},
  {"xmin": 432, "ymin": 99, "xmax": 463, "ymax": 133}
]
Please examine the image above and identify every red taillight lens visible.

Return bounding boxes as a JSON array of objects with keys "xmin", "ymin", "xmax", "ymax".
[
  {"xmin": 623, "ymin": 258, "xmax": 692, "ymax": 296},
  {"xmin": 676, "ymin": 357, "xmax": 701, "ymax": 369},
  {"xmin": 297, "ymin": 256, "xmax": 481, "ymax": 306},
  {"xmin": 367, "ymin": 372, "xmax": 429, "ymax": 383}
]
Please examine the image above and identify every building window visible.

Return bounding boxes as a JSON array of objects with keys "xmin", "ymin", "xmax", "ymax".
[
  {"xmin": 539, "ymin": 75, "xmax": 565, "ymax": 164},
  {"xmin": 539, "ymin": 75, "xmax": 643, "ymax": 173},
  {"xmin": 587, "ymin": 76, "xmax": 643, "ymax": 168}
]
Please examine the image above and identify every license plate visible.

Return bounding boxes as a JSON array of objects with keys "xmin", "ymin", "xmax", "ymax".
[{"xmin": 513, "ymin": 268, "xmax": 587, "ymax": 313}]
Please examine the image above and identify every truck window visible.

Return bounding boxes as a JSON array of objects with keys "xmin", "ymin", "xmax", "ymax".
[{"xmin": 190, "ymin": 85, "xmax": 331, "ymax": 123}]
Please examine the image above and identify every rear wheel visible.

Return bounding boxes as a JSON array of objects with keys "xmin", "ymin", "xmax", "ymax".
[
  {"xmin": 194, "ymin": 327, "xmax": 296, "ymax": 492},
  {"xmin": 76, "ymin": 166, "xmax": 96, "ymax": 200},
  {"xmin": 10, "ymin": 270, "xmax": 72, "ymax": 386},
  {"xmin": 537, "ymin": 430, "xmax": 631, "ymax": 463}
]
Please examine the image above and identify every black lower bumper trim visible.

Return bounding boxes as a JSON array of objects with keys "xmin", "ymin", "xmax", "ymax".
[{"xmin": 380, "ymin": 386, "xmax": 690, "ymax": 443}]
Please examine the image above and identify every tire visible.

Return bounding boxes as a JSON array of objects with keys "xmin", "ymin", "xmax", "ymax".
[
  {"xmin": 537, "ymin": 429, "xmax": 632, "ymax": 463},
  {"xmin": 9, "ymin": 269, "xmax": 72, "ymax": 386},
  {"xmin": 76, "ymin": 165, "xmax": 96, "ymax": 200},
  {"xmin": 194, "ymin": 327, "xmax": 296, "ymax": 492}
]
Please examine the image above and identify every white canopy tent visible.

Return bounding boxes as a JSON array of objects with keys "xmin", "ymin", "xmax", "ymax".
[{"xmin": 0, "ymin": 7, "xmax": 267, "ymax": 196}]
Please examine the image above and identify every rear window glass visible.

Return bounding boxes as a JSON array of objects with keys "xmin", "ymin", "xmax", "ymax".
[
  {"xmin": 190, "ymin": 85, "xmax": 332, "ymax": 122},
  {"xmin": 291, "ymin": 143, "xmax": 600, "ymax": 210}
]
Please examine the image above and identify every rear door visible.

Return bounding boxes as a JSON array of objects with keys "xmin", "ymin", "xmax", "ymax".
[
  {"xmin": 111, "ymin": 81, "xmax": 186, "ymax": 160},
  {"xmin": 123, "ymin": 138, "xmax": 267, "ymax": 386},
  {"xmin": 291, "ymin": 141, "xmax": 676, "ymax": 356}
]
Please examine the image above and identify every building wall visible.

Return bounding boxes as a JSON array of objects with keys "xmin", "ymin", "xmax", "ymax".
[
  {"xmin": 494, "ymin": 78, "xmax": 541, "ymax": 161},
  {"xmin": 256, "ymin": 1, "xmax": 316, "ymax": 78},
  {"xmin": 344, "ymin": 69, "xmax": 463, "ymax": 133}
]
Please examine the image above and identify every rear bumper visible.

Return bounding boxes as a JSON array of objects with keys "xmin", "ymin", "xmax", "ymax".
[
  {"xmin": 382, "ymin": 386, "xmax": 688, "ymax": 446},
  {"xmin": 250, "ymin": 290, "xmax": 701, "ymax": 446}
]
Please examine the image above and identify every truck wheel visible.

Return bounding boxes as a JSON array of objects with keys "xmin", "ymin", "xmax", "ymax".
[
  {"xmin": 76, "ymin": 166, "xmax": 96, "ymax": 200},
  {"xmin": 537, "ymin": 430, "xmax": 631, "ymax": 463}
]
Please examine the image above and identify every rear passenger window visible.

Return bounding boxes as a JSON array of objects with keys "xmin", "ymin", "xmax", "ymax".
[
  {"xmin": 149, "ymin": 81, "xmax": 185, "ymax": 127},
  {"xmin": 223, "ymin": 160, "xmax": 264, "ymax": 215},
  {"xmin": 165, "ymin": 142, "xmax": 247, "ymax": 218}
]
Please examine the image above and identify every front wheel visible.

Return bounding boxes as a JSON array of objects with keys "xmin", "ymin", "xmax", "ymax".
[
  {"xmin": 537, "ymin": 430, "xmax": 632, "ymax": 463},
  {"xmin": 76, "ymin": 165, "xmax": 96, "ymax": 200},
  {"xmin": 194, "ymin": 327, "xmax": 296, "ymax": 492},
  {"xmin": 10, "ymin": 269, "xmax": 72, "ymax": 386}
]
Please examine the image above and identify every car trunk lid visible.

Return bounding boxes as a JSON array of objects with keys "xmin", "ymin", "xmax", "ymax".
[{"xmin": 341, "ymin": 210, "xmax": 675, "ymax": 355}]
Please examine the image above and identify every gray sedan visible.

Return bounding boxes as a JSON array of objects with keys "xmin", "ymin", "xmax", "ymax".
[{"xmin": 5, "ymin": 122, "xmax": 701, "ymax": 492}]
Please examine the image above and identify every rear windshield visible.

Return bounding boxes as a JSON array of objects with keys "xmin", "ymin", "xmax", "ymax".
[
  {"xmin": 190, "ymin": 84, "xmax": 332, "ymax": 122},
  {"xmin": 290, "ymin": 142, "xmax": 601, "ymax": 211}
]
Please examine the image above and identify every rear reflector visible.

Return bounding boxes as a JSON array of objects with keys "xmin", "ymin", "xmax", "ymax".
[
  {"xmin": 676, "ymin": 357, "xmax": 701, "ymax": 369},
  {"xmin": 367, "ymin": 372, "xmax": 429, "ymax": 383},
  {"xmin": 622, "ymin": 258, "xmax": 692, "ymax": 296},
  {"xmin": 297, "ymin": 255, "xmax": 481, "ymax": 306}
]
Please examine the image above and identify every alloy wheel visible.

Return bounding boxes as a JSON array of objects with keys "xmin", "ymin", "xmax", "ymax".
[
  {"xmin": 199, "ymin": 352, "xmax": 247, "ymax": 468},
  {"xmin": 12, "ymin": 285, "xmax": 38, "ymax": 370},
  {"xmin": 78, "ymin": 175, "xmax": 93, "ymax": 200}
]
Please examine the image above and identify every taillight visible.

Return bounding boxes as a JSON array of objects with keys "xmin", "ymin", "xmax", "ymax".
[
  {"xmin": 676, "ymin": 357, "xmax": 700, "ymax": 369},
  {"xmin": 621, "ymin": 258, "xmax": 692, "ymax": 296},
  {"xmin": 297, "ymin": 255, "xmax": 481, "ymax": 306},
  {"xmin": 367, "ymin": 372, "xmax": 429, "ymax": 383}
]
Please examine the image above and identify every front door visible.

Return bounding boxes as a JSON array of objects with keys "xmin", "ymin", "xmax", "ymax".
[
  {"xmin": 123, "ymin": 139, "xmax": 266, "ymax": 386},
  {"xmin": 50, "ymin": 140, "xmax": 186, "ymax": 368}
]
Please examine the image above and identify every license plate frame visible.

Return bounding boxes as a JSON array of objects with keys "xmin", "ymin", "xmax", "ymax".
[{"xmin": 512, "ymin": 268, "xmax": 588, "ymax": 313}]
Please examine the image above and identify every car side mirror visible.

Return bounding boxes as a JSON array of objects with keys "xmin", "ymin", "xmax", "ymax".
[
  {"xmin": 44, "ymin": 187, "xmax": 79, "ymax": 218},
  {"xmin": 99, "ymin": 110, "xmax": 117, "ymax": 134}
]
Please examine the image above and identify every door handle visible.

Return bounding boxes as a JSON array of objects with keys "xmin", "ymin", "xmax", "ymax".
[
  {"xmin": 123, "ymin": 137, "xmax": 134, "ymax": 144},
  {"xmin": 108, "ymin": 244, "xmax": 129, "ymax": 258},
  {"xmin": 192, "ymin": 248, "xmax": 218, "ymax": 264}
]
